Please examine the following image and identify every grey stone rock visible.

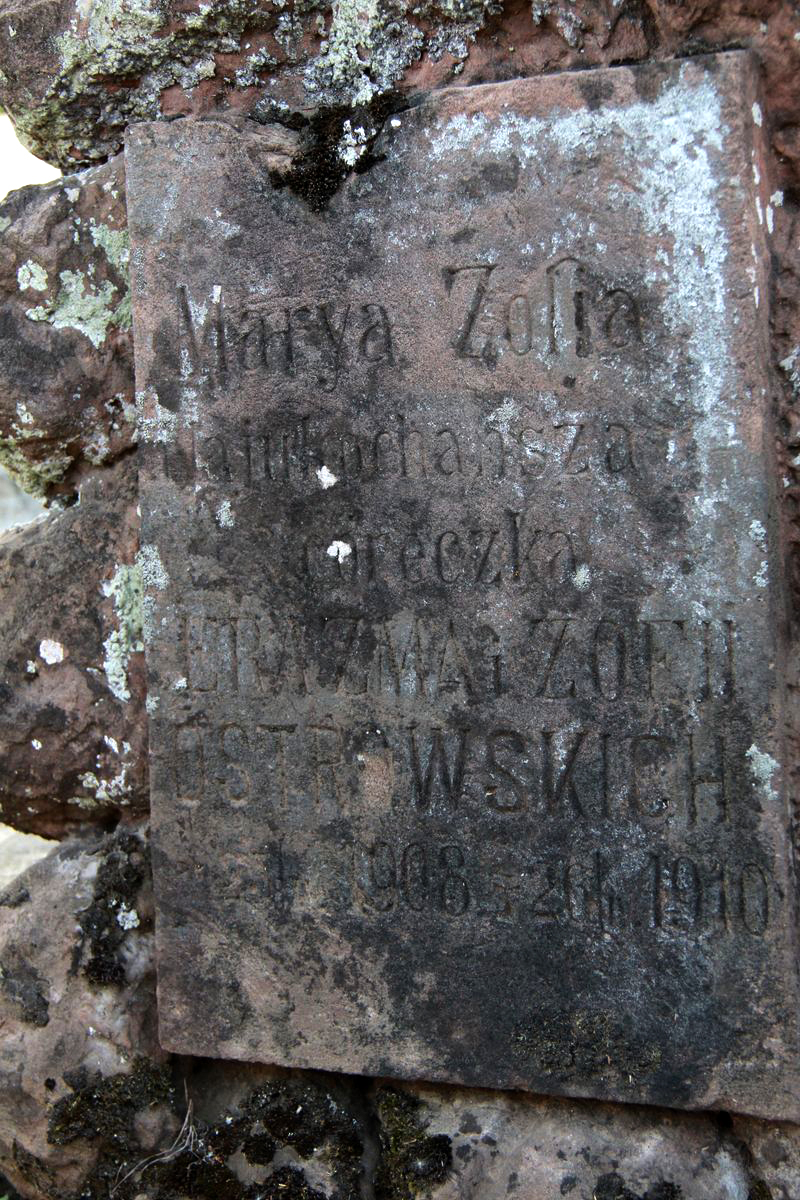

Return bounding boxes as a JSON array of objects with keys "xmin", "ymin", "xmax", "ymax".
[{"xmin": 0, "ymin": 827, "xmax": 172, "ymax": 1200}]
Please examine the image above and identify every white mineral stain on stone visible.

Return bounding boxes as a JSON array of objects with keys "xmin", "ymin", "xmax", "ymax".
[
  {"xmin": 572, "ymin": 564, "xmax": 591, "ymax": 591},
  {"xmin": 338, "ymin": 119, "xmax": 368, "ymax": 166},
  {"xmin": 137, "ymin": 544, "xmax": 169, "ymax": 644},
  {"xmin": 754, "ymin": 561, "xmax": 768, "ymax": 588},
  {"xmin": 39, "ymin": 639, "xmax": 64, "ymax": 665},
  {"xmin": 101, "ymin": 563, "xmax": 143, "ymax": 703},
  {"xmin": 748, "ymin": 519, "xmax": 767, "ymax": 550},
  {"xmin": 78, "ymin": 762, "xmax": 131, "ymax": 804},
  {"xmin": 316, "ymin": 465, "xmax": 338, "ymax": 488},
  {"xmin": 752, "ymin": 101, "xmax": 763, "ymax": 126},
  {"xmin": 137, "ymin": 544, "xmax": 168, "ymax": 590},
  {"xmin": 327, "ymin": 540, "xmax": 352, "ymax": 562},
  {"xmin": 145, "ymin": 694, "xmax": 160, "ymax": 714},
  {"xmin": 173, "ymin": 677, "xmax": 187, "ymax": 691},
  {"xmin": 17, "ymin": 260, "xmax": 48, "ymax": 292},
  {"xmin": 104, "ymin": 735, "xmax": 119, "ymax": 753},
  {"xmin": 116, "ymin": 906, "xmax": 140, "ymax": 930},
  {"xmin": 771, "ymin": 190, "xmax": 784, "ymax": 207},
  {"xmin": 766, "ymin": 205, "xmax": 774, "ymax": 234},
  {"xmin": 26, "ymin": 660, "xmax": 37, "ymax": 675},
  {"xmin": 489, "ymin": 397, "xmax": 517, "ymax": 435},
  {"xmin": 426, "ymin": 73, "xmax": 736, "ymax": 600},
  {"xmin": 135, "ymin": 387, "xmax": 178, "ymax": 444},
  {"xmin": 65, "ymin": 187, "xmax": 79, "ymax": 203},
  {"xmin": 15, "ymin": 402, "xmax": 34, "ymax": 426},
  {"xmin": 212, "ymin": 211, "xmax": 241, "ymax": 238},
  {"xmin": 31, "ymin": 739, "xmax": 42, "ymax": 751},
  {"xmin": 216, "ymin": 499, "xmax": 235, "ymax": 527},
  {"xmin": 746, "ymin": 743, "xmax": 779, "ymax": 802}
]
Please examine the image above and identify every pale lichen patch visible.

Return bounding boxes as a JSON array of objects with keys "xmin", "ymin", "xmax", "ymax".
[
  {"xmin": 101, "ymin": 563, "xmax": 144, "ymax": 703},
  {"xmin": 25, "ymin": 268, "xmax": 126, "ymax": 348},
  {"xmin": 746, "ymin": 743, "xmax": 780, "ymax": 803},
  {"xmin": 88, "ymin": 218, "xmax": 130, "ymax": 273},
  {"xmin": 17, "ymin": 260, "xmax": 48, "ymax": 292},
  {"xmin": 748, "ymin": 519, "xmax": 767, "ymax": 550},
  {"xmin": 338, "ymin": 119, "xmax": 369, "ymax": 165}
]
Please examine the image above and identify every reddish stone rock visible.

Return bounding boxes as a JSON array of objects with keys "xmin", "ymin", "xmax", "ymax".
[
  {"xmin": 0, "ymin": 456, "xmax": 146, "ymax": 838},
  {"xmin": 0, "ymin": 155, "xmax": 134, "ymax": 501}
]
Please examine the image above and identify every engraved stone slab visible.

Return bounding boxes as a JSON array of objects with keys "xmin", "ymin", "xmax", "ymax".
[{"xmin": 126, "ymin": 53, "xmax": 800, "ymax": 1120}]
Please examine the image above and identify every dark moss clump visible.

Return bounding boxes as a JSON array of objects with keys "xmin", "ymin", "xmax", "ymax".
[
  {"xmin": 592, "ymin": 1174, "xmax": 682, "ymax": 1200},
  {"xmin": 47, "ymin": 1058, "xmax": 173, "ymax": 1151},
  {"xmin": 276, "ymin": 96, "xmax": 397, "ymax": 212},
  {"xmin": 10, "ymin": 1143, "xmax": 54, "ymax": 1196},
  {"xmin": 242, "ymin": 1079, "xmax": 363, "ymax": 1196},
  {"xmin": 374, "ymin": 1089, "xmax": 452, "ymax": 1200},
  {"xmin": 0, "ymin": 1167, "xmax": 25, "ymax": 1200},
  {"xmin": 74, "ymin": 831, "xmax": 147, "ymax": 986},
  {"xmin": 0, "ymin": 885, "xmax": 29, "ymax": 909},
  {"xmin": 262, "ymin": 1165, "xmax": 328, "ymax": 1199},
  {"xmin": 72, "ymin": 1075, "xmax": 366, "ymax": 1200},
  {"xmin": 0, "ymin": 946, "xmax": 49, "ymax": 1026}
]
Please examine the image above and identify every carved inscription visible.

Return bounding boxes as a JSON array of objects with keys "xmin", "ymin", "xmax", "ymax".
[
  {"xmin": 444, "ymin": 256, "xmax": 642, "ymax": 365},
  {"xmin": 176, "ymin": 285, "xmax": 395, "ymax": 390},
  {"xmin": 151, "ymin": 407, "xmax": 657, "ymax": 488},
  {"xmin": 131, "ymin": 60, "xmax": 799, "ymax": 1118},
  {"xmin": 354, "ymin": 842, "xmax": 771, "ymax": 936},
  {"xmin": 171, "ymin": 610, "xmax": 736, "ymax": 704},
  {"xmin": 161, "ymin": 714, "xmax": 736, "ymax": 830}
]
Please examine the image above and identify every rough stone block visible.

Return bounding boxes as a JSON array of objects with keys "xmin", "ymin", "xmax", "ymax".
[
  {"xmin": 0, "ymin": 155, "xmax": 134, "ymax": 499},
  {"xmin": 0, "ymin": 457, "xmax": 146, "ymax": 836},
  {"xmin": 126, "ymin": 53, "xmax": 799, "ymax": 1120}
]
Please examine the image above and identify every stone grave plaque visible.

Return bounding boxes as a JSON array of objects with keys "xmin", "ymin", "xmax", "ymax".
[{"xmin": 127, "ymin": 52, "xmax": 800, "ymax": 1119}]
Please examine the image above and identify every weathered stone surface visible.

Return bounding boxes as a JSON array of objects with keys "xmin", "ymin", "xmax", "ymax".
[
  {"xmin": 0, "ymin": 827, "xmax": 171, "ymax": 1200},
  {"xmin": 0, "ymin": 154, "xmax": 134, "ymax": 501},
  {"xmin": 127, "ymin": 55, "xmax": 798, "ymax": 1118},
  {"xmin": 2, "ymin": 0, "xmax": 800, "ymax": 207},
  {"xmin": 0, "ymin": 456, "xmax": 146, "ymax": 837},
  {"xmin": 1, "ymin": 833, "xmax": 799, "ymax": 1200},
  {"xmin": 394, "ymin": 1083, "xmax": 766, "ymax": 1200}
]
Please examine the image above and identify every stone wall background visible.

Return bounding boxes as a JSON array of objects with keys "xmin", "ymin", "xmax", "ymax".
[{"xmin": 0, "ymin": 1, "xmax": 799, "ymax": 1197}]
